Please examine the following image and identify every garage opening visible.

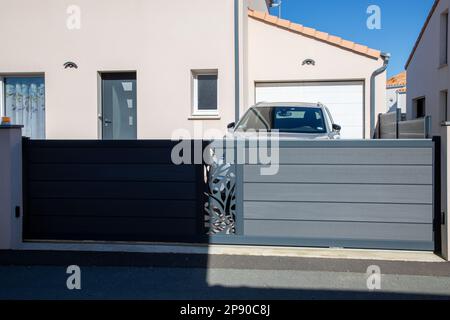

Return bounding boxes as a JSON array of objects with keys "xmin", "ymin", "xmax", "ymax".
[{"xmin": 255, "ymin": 81, "xmax": 364, "ymax": 139}]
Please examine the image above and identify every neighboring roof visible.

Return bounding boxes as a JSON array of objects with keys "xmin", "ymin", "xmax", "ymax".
[
  {"xmin": 405, "ymin": 0, "xmax": 441, "ymax": 69},
  {"xmin": 397, "ymin": 88, "xmax": 407, "ymax": 94},
  {"xmin": 248, "ymin": 9, "xmax": 381, "ymax": 59},
  {"xmin": 387, "ymin": 71, "xmax": 407, "ymax": 88}
]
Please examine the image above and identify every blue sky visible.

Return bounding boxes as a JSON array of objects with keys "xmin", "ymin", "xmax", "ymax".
[{"xmin": 269, "ymin": 0, "xmax": 435, "ymax": 77}]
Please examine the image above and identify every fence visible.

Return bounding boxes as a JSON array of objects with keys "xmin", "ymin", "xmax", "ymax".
[
  {"xmin": 22, "ymin": 139, "xmax": 208, "ymax": 243},
  {"xmin": 207, "ymin": 140, "xmax": 437, "ymax": 251},
  {"xmin": 378, "ymin": 109, "xmax": 431, "ymax": 139},
  {"xmin": 0, "ymin": 126, "xmax": 443, "ymax": 255}
]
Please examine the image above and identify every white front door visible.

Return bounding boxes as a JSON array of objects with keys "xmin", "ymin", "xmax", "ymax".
[{"xmin": 255, "ymin": 82, "xmax": 364, "ymax": 139}]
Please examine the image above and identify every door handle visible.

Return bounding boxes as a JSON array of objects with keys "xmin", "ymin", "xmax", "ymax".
[{"xmin": 98, "ymin": 114, "xmax": 112, "ymax": 124}]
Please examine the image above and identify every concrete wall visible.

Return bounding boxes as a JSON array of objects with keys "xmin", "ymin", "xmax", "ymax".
[
  {"xmin": 0, "ymin": 0, "xmax": 237, "ymax": 139},
  {"xmin": 442, "ymin": 124, "xmax": 450, "ymax": 260},
  {"xmin": 247, "ymin": 17, "xmax": 386, "ymax": 139},
  {"xmin": 0, "ymin": 127, "xmax": 23, "ymax": 250},
  {"xmin": 407, "ymin": 0, "xmax": 450, "ymax": 136}
]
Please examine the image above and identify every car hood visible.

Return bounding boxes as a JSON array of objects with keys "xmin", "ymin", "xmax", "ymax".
[{"xmin": 228, "ymin": 131, "xmax": 338, "ymax": 140}]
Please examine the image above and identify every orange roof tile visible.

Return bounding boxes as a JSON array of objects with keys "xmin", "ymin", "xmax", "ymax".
[
  {"xmin": 248, "ymin": 9, "xmax": 381, "ymax": 59},
  {"xmin": 387, "ymin": 71, "xmax": 407, "ymax": 87}
]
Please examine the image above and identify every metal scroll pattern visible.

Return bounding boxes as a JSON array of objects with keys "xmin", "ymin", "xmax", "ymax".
[{"xmin": 204, "ymin": 151, "xmax": 236, "ymax": 236}]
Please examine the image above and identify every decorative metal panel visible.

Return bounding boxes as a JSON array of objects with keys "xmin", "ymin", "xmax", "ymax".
[{"xmin": 204, "ymin": 150, "xmax": 236, "ymax": 235}]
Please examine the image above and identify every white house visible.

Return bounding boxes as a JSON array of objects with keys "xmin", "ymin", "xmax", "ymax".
[
  {"xmin": 406, "ymin": 0, "xmax": 450, "ymax": 136},
  {"xmin": 0, "ymin": 0, "xmax": 386, "ymax": 140},
  {"xmin": 386, "ymin": 71, "xmax": 407, "ymax": 114}
]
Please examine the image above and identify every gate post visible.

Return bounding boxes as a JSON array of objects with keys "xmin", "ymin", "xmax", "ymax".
[
  {"xmin": 441, "ymin": 124, "xmax": 450, "ymax": 260},
  {"xmin": 0, "ymin": 125, "xmax": 23, "ymax": 250}
]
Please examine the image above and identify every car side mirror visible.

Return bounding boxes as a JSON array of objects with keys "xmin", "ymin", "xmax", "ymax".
[
  {"xmin": 332, "ymin": 124, "xmax": 341, "ymax": 132},
  {"xmin": 227, "ymin": 122, "xmax": 236, "ymax": 130}
]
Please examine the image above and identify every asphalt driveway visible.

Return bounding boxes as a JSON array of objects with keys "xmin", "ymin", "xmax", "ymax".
[{"xmin": 0, "ymin": 251, "xmax": 449, "ymax": 300}]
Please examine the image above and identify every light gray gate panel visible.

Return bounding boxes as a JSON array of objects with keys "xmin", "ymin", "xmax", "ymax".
[
  {"xmin": 244, "ymin": 202, "xmax": 433, "ymax": 224},
  {"xmin": 240, "ymin": 140, "xmax": 435, "ymax": 251},
  {"xmin": 244, "ymin": 221, "xmax": 433, "ymax": 243},
  {"xmin": 245, "ymin": 183, "xmax": 432, "ymax": 205},
  {"xmin": 244, "ymin": 165, "xmax": 432, "ymax": 185}
]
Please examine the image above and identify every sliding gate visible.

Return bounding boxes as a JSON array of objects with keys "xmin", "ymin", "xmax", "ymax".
[
  {"xmin": 22, "ymin": 139, "xmax": 208, "ymax": 243},
  {"xmin": 22, "ymin": 138, "xmax": 439, "ymax": 251}
]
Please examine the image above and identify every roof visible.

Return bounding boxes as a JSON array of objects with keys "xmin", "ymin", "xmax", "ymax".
[
  {"xmin": 405, "ymin": 0, "xmax": 441, "ymax": 69},
  {"xmin": 387, "ymin": 71, "xmax": 407, "ymax": 88},
  {"xmin": 397, "ymin": 88, "xmax": 407, "ymax": 93},
  {"xmin": 248, "ymin": 9, "xmax": 381, "ymax": 59}
]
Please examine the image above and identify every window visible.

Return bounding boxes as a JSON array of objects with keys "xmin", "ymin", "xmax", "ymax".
[
  {"xmin": 1, "ymin": 76, "xmax": 45, "ymax": 139},
  {"xmin": 441, "ymin": 90, "xmax": 449, "ymax": 122},
  {"xmin": 440, "ymin": 11, "xmax": 449, "ymax": 66},
  {"xmin": 192, "ymin": 70, "xmax": 218, "ymax": 115},
  {"xmin": 414, "ymin": 97, "xmax": 426, "ymax": 119},
  {"xmin": 236, "ymin": 107, "xmax": 327, "ymax": 134}
]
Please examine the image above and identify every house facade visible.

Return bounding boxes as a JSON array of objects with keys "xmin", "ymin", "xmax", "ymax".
[
  {"xmin": 0, "ymin": 0, "xmax": 386, "ymax": 140},
  {"xmin": 406, "ymin": 0, "xmax": 450, "ymax": 136},
  {"xmin": 386, "ymin": 71, "xmax": 407, "ymax": 114}
]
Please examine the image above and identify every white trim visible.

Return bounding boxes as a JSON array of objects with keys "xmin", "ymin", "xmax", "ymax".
[
  {"xmin": 191, "ymin": 69, "xmax": 219, "ymax": 116},
  {"xmin": 0, "ymin": 77, "xmax": 4, "ymax": 117}
]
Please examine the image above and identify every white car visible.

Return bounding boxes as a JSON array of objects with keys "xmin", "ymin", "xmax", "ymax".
[{"xmin": 228, "ymin": 102, "xmax": 341, "ymax": 140}]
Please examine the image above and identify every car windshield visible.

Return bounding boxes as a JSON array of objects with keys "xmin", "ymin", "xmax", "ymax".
[{"xmin": 236, "ymin": 106, "xmax": 327, "ymax": 134}]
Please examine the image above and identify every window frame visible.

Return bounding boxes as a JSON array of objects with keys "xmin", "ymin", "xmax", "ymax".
[
  {"xmin": 414, "ymin": 97, "xmax": 426, "ymax": 119},
  {"xmin": 1, "ymin": 74, "xmax": 46, "ymax": 137},
  {"xmin": 441, "ymin": 90, "xmax": 449, "ymax": 123},
  {"xmin": 440, "ymin": 10, "xmax": 449, "ymax": 67},
  {"xmin": 191, "ymin": 70, "xmax": 219, "ymax": 116}
]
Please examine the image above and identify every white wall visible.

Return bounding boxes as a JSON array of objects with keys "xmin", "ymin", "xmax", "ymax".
[
  {"xmin": 0, "ymin": 0, "xmax": 237, "ymax": 139},
  {"xmin": 387, "ymin": 87, "xmax": 407, "ymax": 113},
  {"xmin": 407, "ymin": 0, "xmax": 450, "ymax": 136},
  {"xmin": 247, "ymin": 17, "xmax": 386, "ymax": 139}
]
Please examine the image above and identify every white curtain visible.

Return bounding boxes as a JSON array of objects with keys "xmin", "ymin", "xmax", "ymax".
[{"xmin": 5, "ymin": 77, "xmax": 45, "ymax": 139}]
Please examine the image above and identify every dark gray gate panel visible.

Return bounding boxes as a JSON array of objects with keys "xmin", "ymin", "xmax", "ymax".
[
  {"xmin": 22, "ymin": 140, "xmax": 206, "ymax": 243},
  {"xmin": 240, "ymin": 140, "xmax": 435, "ymax": 251}
]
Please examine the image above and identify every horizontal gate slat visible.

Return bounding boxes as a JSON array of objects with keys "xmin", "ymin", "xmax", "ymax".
[
  {"xmin": 28, "ymin": 147, "xmax": 176, "ymax": 164},
  {"xmin": 245, "ymin": 183, "xmax": 432, "ymax": 204},
  {"xmin": 29, "ymin": 181, "xmax": 197, "ymax": 200},
  {"xmin": 29, "ymin": 199, "xmax": 197, "ymax": 218},
  {"xmin": 244, "ymin": 202, "xmax": 433, "ymax": 224},
  {"xmin": 244, "ymin": 148, "xmax": 433, "ymax": 165},
  {"xmin": 244, "ymin": 165, "xmax": 432, "ymax": 185},
  {"xmin": 29, "ymin": 164, "xmax": 196, "ymax": 182},
  {"xmin": 26, "ymin": 216, "xmax": 198, "ymax": 242},
  {"xmin": 244, "ymin": 221, "xmax": 433, "ymax": 243}
]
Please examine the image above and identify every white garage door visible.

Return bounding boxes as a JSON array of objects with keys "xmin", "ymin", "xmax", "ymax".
[{"xmin": 255, "ymin": 82, "xmax": 364, "ymax": 139}]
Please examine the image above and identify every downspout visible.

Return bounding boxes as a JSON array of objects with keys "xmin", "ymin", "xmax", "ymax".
[
  {"xmin": 234, "ymin": 0, "xmax": 240, "ymax": 123},
  {"xmin": 370, "ymin": 52, "xmax": 390, "ymax": 138}
]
